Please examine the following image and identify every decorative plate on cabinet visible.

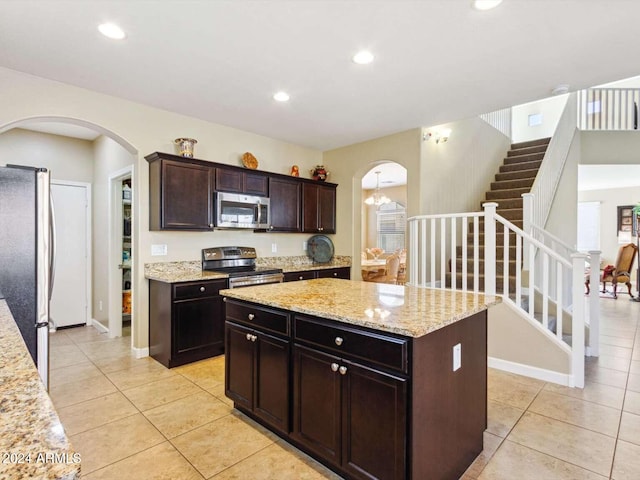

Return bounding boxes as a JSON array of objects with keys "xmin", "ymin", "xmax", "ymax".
[
  {"xmin": 307, "ymin": 235, "xmax": 334, "ymax": 263},
  {"xmin": 242, "ymin": 152, "xmax": 258, "ymax": 169}
]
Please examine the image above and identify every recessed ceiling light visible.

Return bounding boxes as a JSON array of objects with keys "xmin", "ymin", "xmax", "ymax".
[
  {"xmin": 352, "ymin": 51, "xmax": 374, "ymax": 65},
  {"xmin": 472, "ymin": 0, "xmax": 503, "ymax": 11},
  {"xmin": 273, "ymin": 91, "xmax": 290, "ymax": 102},
  {"xmin": 98, "ymin": 22, "xmax": 126, "ymax": 40}
]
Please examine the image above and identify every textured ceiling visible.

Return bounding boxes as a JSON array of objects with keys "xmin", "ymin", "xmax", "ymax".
[{"xmin": 1, "ymin": 1, "xmax": 639, "ymax": 150}]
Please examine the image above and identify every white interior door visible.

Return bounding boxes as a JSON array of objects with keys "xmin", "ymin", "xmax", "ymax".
[{"xmin": 50, "ymin": 182, "xmax": 90, "ymax": 328}]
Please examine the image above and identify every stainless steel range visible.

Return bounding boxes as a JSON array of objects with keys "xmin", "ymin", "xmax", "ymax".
[{"xmin": 202, "ymin": 246, "xmax": 283, "ymax": 288}]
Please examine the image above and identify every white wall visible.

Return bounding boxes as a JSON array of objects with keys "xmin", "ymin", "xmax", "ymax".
[
  {"xmin": 420, "ymin": 116, "xmax": 510, "ymax": 215},
  {"xmin": 579, "ymin": 185, "xmax": 640, "ymax": 266},
  {"xmin": 581, "ymin": 131, "xmax": 640, "ymax": 164},
  {"xmin": 511, "ymin": 95, "xmax": 569, "ymax": 144},
  {"xmin": 0, "ymin": 66, "xmax": 323, "ymax": 350},
  {"xmin": 0, "ymin": 128, "xmax": 94, "ymax": 182},
  {"xmin": 92, "ymin": 136, "xmax": 135, "ymax": 324},
  {"xmin": 323, "ymin": 128, "xmax": 422, "ymax": 276},
  {"xmin": 544, "ymin": 131, "xmax": 580, "ymax": 249}
]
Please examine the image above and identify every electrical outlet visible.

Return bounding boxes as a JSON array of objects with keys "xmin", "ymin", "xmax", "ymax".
[
  {"xmin": 151, "ymin": 244, "xmax": 167, "ymax": 256},
  {"xmin": 453, "ymin": 343, "xmax": 461, "ymax": 371},
  {"xmin": 99, "ymin": 300, "xmax": 103, "ymax": 311},
  {"xmin": 302, "ymin": 241, "xmax": 307, "ymax": 251},
  {"xmin": 271, "ymin": 243, "xmax": 277, "ymax": 253}
]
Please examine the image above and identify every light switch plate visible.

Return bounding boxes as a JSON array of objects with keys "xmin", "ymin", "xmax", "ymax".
[
  {"xmin": 271, "ymin": 243, "xmax": 277, "ymax": 253},
  {"xmin": 453, "ymin": 343, "xmax": 461, "ymax": 371}
]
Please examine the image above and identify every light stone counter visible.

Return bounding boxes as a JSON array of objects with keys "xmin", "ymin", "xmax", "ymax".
[
  {"xmin": 0, "ymin": 300, "xmax": 80, "ymax": 480},
  {"xmin": 220, "ymin": 278, "xmax": 500, "ymax": 338},
  {"xmin": 144, "ymin": 261, "xmax": 228, "ymax": 283},
  {"xmin": 145, "ymin": 256, "xmax": 352, "ymax": 283},
  {"xmin": 256, "ymin": 255, "xmax": 351, "ymax": 273}
]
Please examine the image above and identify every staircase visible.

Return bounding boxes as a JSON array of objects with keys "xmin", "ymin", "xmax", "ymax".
[{"xmin": 449, "ymin": 137, "xmax": 551, "ymax": 291}]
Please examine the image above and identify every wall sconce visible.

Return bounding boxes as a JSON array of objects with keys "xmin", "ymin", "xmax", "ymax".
[
  {"xmin": 422, "ymin": 128, "xmax": 451, "ymax": 144},
  {"xmin": 435, "ymin": 128, "xmax": 451, "ymax": 143}
]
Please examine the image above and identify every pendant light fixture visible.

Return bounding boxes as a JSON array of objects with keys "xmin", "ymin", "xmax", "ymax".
[{"xmin": 364, "ymin": 171, "xmax": 391, "ymax": 206}]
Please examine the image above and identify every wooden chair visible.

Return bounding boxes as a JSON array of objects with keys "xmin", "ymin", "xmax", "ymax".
[
  {"xmin": 585, "ymin": 243, "xmax": 638, "ymax": 298},
  {"xmin": 368, "ymin": 254, "xmax": 401, "ymax": 284},
  {"xmin": 396, "ymin": 248, "xmax": 407, "ymax": 285}
]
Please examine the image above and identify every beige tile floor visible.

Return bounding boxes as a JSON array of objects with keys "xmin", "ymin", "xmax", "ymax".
[{"xmin": 49, "ymin": 297, "xmax": 640, "ymax": 479}]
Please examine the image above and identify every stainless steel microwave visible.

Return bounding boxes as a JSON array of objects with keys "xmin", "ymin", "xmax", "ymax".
[{"xmin": 216, "ymin": 192, "xmax": 270, "ymax": 229}]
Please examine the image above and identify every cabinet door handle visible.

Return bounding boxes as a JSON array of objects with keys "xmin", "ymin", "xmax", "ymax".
[
  {"xmin": 298, "ymin": 276, "xmax": 304, "ymax": 280},
  {"xmin": 200, "ymin": 286, "xmax": 206, "ymax": 292},
  {"xmin": 246, "ymin": 333, "xmax": 252, "ymax": 341},
  {"xmin": 333, "ymin": 272, "xmax": 338, "ymax": 277},
  {"xmin": 248, "ymin": 313, "xmax": 255, "ymax": 320},
  {"xmin": 319, "ymin": 227, "xmax": 323, "ymax": 232},
  {"xmin": 250, "ymin": 334, "xmax": 257, "ymax": 342},
  {"xmin": 209, "ymin": 223, "xmax": 214, "ymax": 229},
  {"xmin": 330, "ymin": 363, "xmax": 339, "ymax": 372},
  {"xmin": 339, "ymin": 366, "xmax": 347, "ymax": 375},
  {"xmin": 269, "ymin": 225, "xmax": 274, "ymax": 230},
  {"xmin": 335, "ymin": 336, "xmax": 343, "ymax": 346}
]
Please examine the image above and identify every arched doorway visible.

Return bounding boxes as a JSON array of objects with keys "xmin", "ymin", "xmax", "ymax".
[
  {"xmin": 0, "ymin": 116, "xmax": 138, "ymax": 342},
  {"xmin": 360, "ymin": 162, "xmax": 407, "ymax": 282}
]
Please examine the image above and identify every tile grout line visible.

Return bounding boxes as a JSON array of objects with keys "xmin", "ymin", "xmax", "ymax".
[{"xmin": 608, "ymin": 317, "xmax": 640, "ymax": 480}]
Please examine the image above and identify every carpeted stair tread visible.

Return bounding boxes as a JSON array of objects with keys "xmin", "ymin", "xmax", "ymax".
[
  {"xmin": 507, "ymin": 144, "xmax": 548, "ymax": 156},
  {"xmin": 495, "ymin": 168, "xmax": 541, "ymax": 182},
  {"xmin": 454, "ymin": 258, "xmax": 518, "ymax": 275},
  {"xmin": 486, "ymin": 188, "xmax": 530, "ymax": 200},
  {"xmin": 504, "ymin": 152, "xmax": 545, "ymax": 164},
  {"xmin": 499, "ymin": 160, "xmax": 542, "ymax": 173},
  {"xmin": 511, "ymin": 137, "xmax": 551, "ymax": 149},
  {"xmin": 490, "ymin": 178, "xmax": 535, "ymax": 190},
  {"xmin": 488, "ymin": 198, "xmax": 523, "ymax": 210}
]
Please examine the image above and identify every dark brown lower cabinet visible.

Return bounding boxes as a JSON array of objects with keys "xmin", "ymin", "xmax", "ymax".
[
  {"xmin": 225, "ymin": 298, "xmax": 487, "ymax": 480},
  {"xmin": 284, "ymin": 267, "xmax": 351, "ymax": 282},
  {"xmin": 149, "ymin": 279, "xmax": 226, "ymax": 368},
  {"xmin": 225, "ymin": 322, "xmax": 290, "ymax": 434},
  {"xmin": 292, "ymin": 345, "xmax": 407, "ymax": 480}
]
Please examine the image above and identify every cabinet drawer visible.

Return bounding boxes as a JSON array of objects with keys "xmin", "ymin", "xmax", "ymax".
[
  {"xmin": 225, "ymin": 300, "xmax": 290, "ymax": 336},
  {"xmin": 294, "ymin": 316, "xmax": 408, "ymax": 374},
  {"xmin": 173, "ymin": 280, "xmax": 227, "ymax": 300},
  {"xmin": 316, "ymin": 268, "xmax": 350, "ymax": 279},
  {"xmin": 284, "ymin": 270, "xmax": 316, "ymax": 282}
]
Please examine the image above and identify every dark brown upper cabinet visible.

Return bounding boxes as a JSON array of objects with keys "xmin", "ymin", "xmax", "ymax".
[
  {"xmin": 147, "ymin": 154, "xmax": 214, "ymax": 231},
  {"xmin": 302, "ymin": 183, "xmax": 336, "ymax": 234},
  {"xmin": 215, "ymin": 167, "xmax": 269, "ymax": 197},
  {"xmin": 268, "ymin": 176, "xmax": 302, "ymax": 232},
  {"xmin": 146, "ymin": 152, "xmax": 337, "ymax": 233}
]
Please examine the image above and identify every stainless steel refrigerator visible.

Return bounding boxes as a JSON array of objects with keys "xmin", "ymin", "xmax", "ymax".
[{"xmin": 0, "ymin": 164, "xmax": 54, "ymax": 389}]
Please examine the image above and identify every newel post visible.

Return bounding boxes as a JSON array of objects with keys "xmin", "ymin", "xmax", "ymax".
[
  {"xmin": 483, "ymin": 202, "xmax": 497, "ymax": 296},
  {"xmin": 571, "ymin": 252, "xmax": 587, "ymax": 388}
]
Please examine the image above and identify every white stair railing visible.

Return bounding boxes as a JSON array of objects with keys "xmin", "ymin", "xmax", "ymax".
[
  {"xmin": 408, "ymin": 203, "xmax": 590, "ymax": 388},
  {"xmin": 578, "ymin": 88, "xmax": 640, "ymax": 131}
]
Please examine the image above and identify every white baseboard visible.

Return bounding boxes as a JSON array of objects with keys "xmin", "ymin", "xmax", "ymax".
[
  {"xmin": 488, "ymin": 356, "xmax": 572, "ymax": 387},
  {"xmin": 133, "ymin": 346, "xmax": 149, "ymax": 359},
  {"xmin": 90, "ymin": 318, "xmax": 109, "ymax": 334}
]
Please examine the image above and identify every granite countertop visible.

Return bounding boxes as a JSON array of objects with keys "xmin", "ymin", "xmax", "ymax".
[
  {"xmin": 145, "ymin": 261, "xmax": 228, "ymax": 283},
  {"xmin": 145, "ymin": 256, "xmax": 352, "ymax": 283},
  {"xmin": 220, "ymin": 278, "xmax": 500, "ymax": 338},
  {"xmin": 0, "ymin": 300, "xmax": 80, "ymax": 480},
  {"xmin": 258, "ymin": 255, "xmax": 351, "ymax": 273}
]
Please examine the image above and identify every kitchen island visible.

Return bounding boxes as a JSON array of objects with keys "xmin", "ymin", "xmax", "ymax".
[
  {"xmin": 221, "ymin": 278, "xmax": 500, "ymax": 480},
  {"xmin": 0, "ymin": 300, "xmax": 80, "ymax": 480}
]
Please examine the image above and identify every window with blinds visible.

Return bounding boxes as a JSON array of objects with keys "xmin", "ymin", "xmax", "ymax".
[{"xmin": 376, "ymin": 202, "xmax": 406, "ymax": 253}]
